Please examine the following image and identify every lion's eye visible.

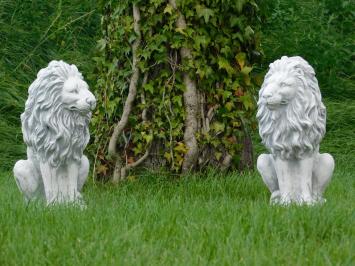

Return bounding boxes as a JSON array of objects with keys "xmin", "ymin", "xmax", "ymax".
[
  {"xmin": 71, "ymin": 89, "xmax": 78, "ymax": 94},
  {"xmin": 280, "ymin": 82, "xmax": 286, "ymax": 87}
]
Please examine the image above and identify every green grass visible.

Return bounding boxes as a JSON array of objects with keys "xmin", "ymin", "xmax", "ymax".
[
  {"xmin": 260, "ymin": 0, "xmax": 355, "ymax": 99},
  {"xmin": 0, "ymin": 156, "xmax": 354, "ymax": 265}
]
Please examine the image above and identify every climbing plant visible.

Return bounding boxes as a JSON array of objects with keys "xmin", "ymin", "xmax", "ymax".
[{"xmin": 91, "ymin": 0, "xmax": 263, "ymax": 181}]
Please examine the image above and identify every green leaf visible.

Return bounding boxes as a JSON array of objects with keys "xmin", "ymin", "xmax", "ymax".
[
  {"xmin": 241, "ymin": 66, "xmax": 253, "ymax": 75},
  {"xmin": 225, "ymin": 102, "xmax": 234, "ymax": 111},
  {"xmin": 239, "ymin": 93, "xmax": 254, "ymax": 110},
  {"xmin": 218, "ymin": 57, "xmax": 234, "ymax": 75},
  {"xmin": 194, "ymin": 35, "xmax": 211, "ymax": 50},
  {"xmin": 172, "ymin": 95, "xmax": 182, "ymax": 107},
  {"xmin": 143, "ymin": 83, "xmax": 154, "ymax": 94},
  {"xmin": 235, "ymin": 52, "xmax": 246, "ymax": 68},
  {"xmin": 96, "ymin": 39, "xmax": 106, "ymax": 51},
  {"xmin": 211, "ymin": 122, "xmax": 225, "ymax": 133},
  {"xmin": 244, "ymin": 26, "xmax": 254, "ymax": 40},
  {"xmin": 163, "ymin": 4, "xmax": 173, "ymax": 15},
  {"xmin": 143, "ymin": 133, "xmax": 153, "ymax": 144},
  {"xmin": 164, "ymin": 152, "xmax": 171, "ymax": 162},
  {"xmin": 223, "ymin": 91, "xmax": 232, "ymax": 101},
  {"xmin": 175, "ymin": 27, "xmax": 187, "ymax": 36},
  {"xmin": 174, "ymin": 142, "xmax": 188, "ymax": 153},
  {"xmin": 195, "ymin": 5, "xmax": 215, "ymax": 23},
  {"xmin": 215, "ymin": 152, "xmax": 222, "ymax": 161}
]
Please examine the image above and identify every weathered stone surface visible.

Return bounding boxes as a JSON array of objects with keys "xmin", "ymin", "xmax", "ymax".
[
  {"xmin": 256, "ymin": 56, "xmax": 334, "ymax": 205},
  {"xmin": 13, "ymin": 60, "xmax": 96, "ymax": 205}
]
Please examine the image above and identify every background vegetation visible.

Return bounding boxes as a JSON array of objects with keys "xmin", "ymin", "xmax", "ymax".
[
  {"xmin": 92, "ymin": 0, "xmax": 263, "ymax": 181},
  {"xmin": 0, "ymin": 0, "xmax": 354, "ymax": 265}
]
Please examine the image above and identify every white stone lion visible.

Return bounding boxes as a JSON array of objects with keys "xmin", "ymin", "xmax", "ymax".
[
  {"xmin": 13, "ymin": 60, "xmax": 96, "ymax": 205},
  {"xmin": 256, "ymin": 56, "xmax": 334, "ymax": 205}
]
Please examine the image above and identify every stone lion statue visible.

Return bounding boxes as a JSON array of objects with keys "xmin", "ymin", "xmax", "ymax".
[
  {"xmin": 256, "ymin": 56, "xmax": 334, "ymax": 205},
  {"xmin": 13, "ymin": 60, "xmax": 96, "ymax": 205}
]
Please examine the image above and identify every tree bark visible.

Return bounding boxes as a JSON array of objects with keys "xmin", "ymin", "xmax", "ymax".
[{"xmin": 169, "ymin": 0, "xmax": 199, "ymax": 173}]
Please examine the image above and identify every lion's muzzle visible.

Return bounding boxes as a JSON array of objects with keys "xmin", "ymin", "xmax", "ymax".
[{"xmin": 86, "ymin": 95, "xmax": 96, "ymax": 110}]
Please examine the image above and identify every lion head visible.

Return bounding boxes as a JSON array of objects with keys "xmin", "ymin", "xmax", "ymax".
[
  {"xmin": 21, "ymin": 60, "xmax": 96, "ymax": 167},
  {"xmin": 256, "ymin": 56, "xmax": 326, "ymax": 159}
]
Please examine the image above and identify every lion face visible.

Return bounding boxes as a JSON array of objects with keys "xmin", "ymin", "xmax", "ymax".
[
  {"xmin": 256, "ymin": 56, "xmax": 326, "ymax": 159},
  {"xmin": 61, "ymin": 77, "xmax": 96, "ymax": 114},
  {"xmin": 21, "ymin": 60, "xmax": 95, "ymax": 166},
  {"xmin": 260, "ymin": 71, "xmax": 298, "ymax": 111}
]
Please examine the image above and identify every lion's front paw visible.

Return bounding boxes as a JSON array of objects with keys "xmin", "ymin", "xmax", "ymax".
[{"xmin": 270, "ymin": 190, "xmax": 281, "ymax": 204}]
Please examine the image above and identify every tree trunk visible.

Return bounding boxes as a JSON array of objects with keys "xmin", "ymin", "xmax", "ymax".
[{"xmin": 169, "ymin": 0, "xmax": 199, "ymax": 173}]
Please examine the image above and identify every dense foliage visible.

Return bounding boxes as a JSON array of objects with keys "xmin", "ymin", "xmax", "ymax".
[{"xmin": 92, "ymin": 0, "xmax": 263, "ymax": 179}]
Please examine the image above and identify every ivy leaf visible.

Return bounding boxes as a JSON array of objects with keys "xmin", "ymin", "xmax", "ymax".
[
  {"xmin": 236, "ymin": 1, "xmax": 245, "ymax": 13},
  {"xmin": 244, "ymin": 26, "xmax": 254, "ymax": 40},
  {"xmin": 235, "ymin": 53, "xmax": 246, "ymax": 69},
  {"xmin": 223, "ymin": 90, "xmax": 232, "ymax": 101},
  {"xmin": 215, "ymin": 152, "xmax": 222, "ymax": 161},
  {"xmin": 241, "ymin": 66, "xmax": 253, "ymax": 75},
  {"xmin": 211, "ymin": 122, "xmax": 225, "ymax": 133},
  {"xmin": 143, "ymin": 133, "xmax": 153, "ymax": 143},
  {"xmin": 218, "ymin": 57, "xmax": 234, "ymax": 75},
  {"xmin": 96, "ymin": 164, "xmax": 108, "ymax": 175},
  {"xmin": 195, "ymin": 5, "xmax": 215, "ymax": 23},
  {"xmin": 232, "ymin": 121, "xmax": 241, "ymax": 127},
  {"xmin": 172, "ymin": 95, "xmax": 182, "ymax": 107},
  {"xmin": 163, "ymin": 4, "xmax": 173, "ymax": 15},
  {"xmin": 174, "ymin": 142, "xmax": 188, "ymax": 154},
  {"xmin": 225, "ymin": 101, "xmax": 234, "ymax": 111},
  {"xmin": 143, "ymin": 83, "xmax": 154, "ymax": 94},
  {"xmin": 164, "ymin": 152, "xmax": 171, "ymax": 162},
  {"xmin": 239, "ymin": 93, "xmax": 254, "ymax": 110},
  {"xmin": 175, "ymin": 27, "xmax": 187, "ymax": 36},
  {"xmin": 97, "ymin": 39, "xmax": 106, "ymax": 51},
  {"xmin": 194, "ymin": 35, "xmax": 211, "ymax": 50},
  {"xmin": 253, "ymin": 73, "xmax": 265, "ymax": 86}
]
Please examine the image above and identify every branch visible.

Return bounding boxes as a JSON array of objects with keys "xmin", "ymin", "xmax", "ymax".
[
  {"xmin": 126, "ymin": 145, "xmax": 151, "ymax": 170},
  {"xmin": 119, "ymin": 139, "xmax": 152, "ymax": 181},
  {"xmin": 108, "ymin": 4, "xmax": 141, "ymax": 159},
  {"xmin": 141, "ymin": 72, "xmax": 148, "ymax": 122},
  {"xmin": 117, "ymin": 72, "xmax": 152, "ymax": 181}
]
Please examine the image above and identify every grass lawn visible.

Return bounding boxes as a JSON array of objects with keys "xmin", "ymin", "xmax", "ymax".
[{"xmin": 0, "ymin": 154, "xmax": 354, "ymax": 265}]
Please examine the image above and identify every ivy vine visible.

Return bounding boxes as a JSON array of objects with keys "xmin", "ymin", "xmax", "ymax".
[{"xmin": 91, "ymin": 0, "xmax": 263, "ymax": 180}]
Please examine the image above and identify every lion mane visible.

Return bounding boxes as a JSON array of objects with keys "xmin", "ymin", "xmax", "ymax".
[
  {"xmin": 21, "ymin": 60, "xmax": 91, "ymax": 167},
  {"xmin": 256, "ymin": 56, "xmax": 326, "ymax": 159}
]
